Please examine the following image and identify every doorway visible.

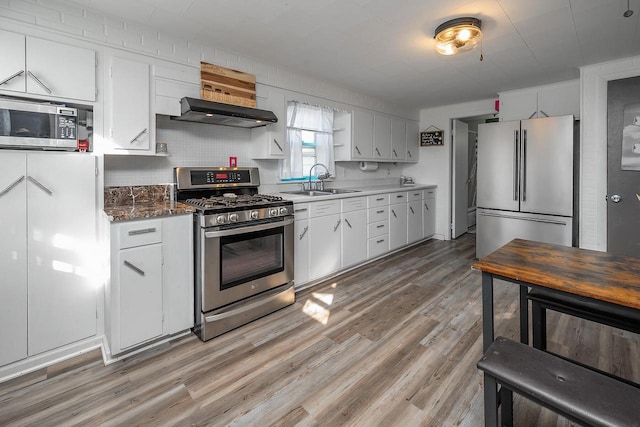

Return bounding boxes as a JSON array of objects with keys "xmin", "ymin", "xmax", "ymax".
[
  {"xmin": 451, "ymin": 115, "xmax": 495, "ymax": 239},
  {"xmin": 607, "ymin": 76, "xmax": 640, "ymax": 257}
]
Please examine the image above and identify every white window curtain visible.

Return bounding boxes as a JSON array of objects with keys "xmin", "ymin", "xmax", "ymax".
[{"xmin": 280, "ymin": 101, "xmax": 334, "ymax": 179}]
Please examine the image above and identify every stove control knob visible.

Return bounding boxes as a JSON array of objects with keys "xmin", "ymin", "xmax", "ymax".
[
  {"xmin": 216, "ymin": 215, "xmax": 227, "ymax": 224},
  {"xmin": 269, "ymin": 208, "xmax": 278, "ymax": 217},
  {"xmin": 250, "ymin": 211, "xmax": 259, "ymax": 219},
  {"xmin": 229, "ymin": 213, "xmax": 239, "ymax": 223},
  {"xmin": 279, "ymin": 207, "xmax": 288, "ymax": 215}
]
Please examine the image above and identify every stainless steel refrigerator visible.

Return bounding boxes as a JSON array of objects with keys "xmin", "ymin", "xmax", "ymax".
[{"xmin": 476, "ymin": 115, "xmax": 574, "ymax": 258}]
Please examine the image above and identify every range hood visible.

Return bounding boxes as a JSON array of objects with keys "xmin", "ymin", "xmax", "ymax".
[{"xmin": 171, "ymin": 97, "xmax": 278, "ymax": 128}]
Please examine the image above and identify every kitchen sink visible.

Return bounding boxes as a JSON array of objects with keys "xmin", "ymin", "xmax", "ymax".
[{"xmin": 281, "ymin": 189, "xmax": 361, "ymax": 196}]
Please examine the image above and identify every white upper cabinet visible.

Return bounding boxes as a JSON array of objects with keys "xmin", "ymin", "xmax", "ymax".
[
  {"xmin": 499, "ymin": 80, "xmax": 579, "ymax": 122},
  {"xmin": 0, "ymin": 30, "xmax": 95, "ymax": 102},
  {"xmin": 352, "ymin": 109, "xmax": 374, "ymax": 159},
  {"xmin": 107, "ymin": 56, "xmax": 154, "ymax": 154},
  {"xmin": 251, "ymin": 88, "xmax": 286, "ymax": 159},
  {"xmin": 406, "ymin": 120, "xmax": 419, "ymax": 162},
  {"xmin": 391, "ymin": 117, "xmax": 407, "ymax": 161},
  {"xmin": 373, "ymin": 114, "xmax": 392, "ymax": 160}
]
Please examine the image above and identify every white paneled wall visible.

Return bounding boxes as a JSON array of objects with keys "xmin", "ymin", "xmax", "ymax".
[{"xmin": 0, "ymin": 0, "xmax": 413, "ymax": 187}]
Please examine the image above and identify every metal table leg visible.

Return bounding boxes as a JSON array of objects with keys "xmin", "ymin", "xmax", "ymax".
[
  {"xmin": 482, "ymin": 271, "xmax": 494, "ymax": 353},
  {"xmin": 519, "ymin": 285, "xmax": 529, "ymax": 345}
]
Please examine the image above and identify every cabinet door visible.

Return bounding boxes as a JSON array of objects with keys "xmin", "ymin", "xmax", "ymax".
[
  {"xmin": 423, "ymin": 197, "xmax": 436, "ymax": 238},
  {"xmin": 26, "ymin": 37, "xmax": 95, "ymax": 101},
  {"xmin": 27, "ymin": 153, "xmax": 97, "ymax": 355},
  {"xmin": 309, "ymin": 213, "xmax": 341, "ymax": 281},
  {"xmin": 0, "ymin": 30, "xmax": 26, "ymax": 93},
  {"xmin": 352, "ymin": 109, "xmax": 374, "ymax": 159},
  {"xmin": 389, "ymin": 202, "xmax": 408, "ymax": 250},
  {"xmin": 406, "ymin": 120, "xmax": 420, "ymax": 162},
  {"xmin": 499, "ymin": 90, "xmax": 538, "ymax": 122},
  {"xmin": 342, "ymin": 210, "xmax": 367, "ymax": 267},
  {"xmin": 251, "ymin": 90, "xmax": 286, "ymax": 158},
  {"xmin": 110, "ymin": 57, "xmax": 151, "ymax": 152},
  {"xmin": 0, "ymin": 152, "xmax": 27, "ymax": 366},
  {"xmin": 294, "ymin": 218, "xmax": 309, "ymax": 287},
  {"xmin": 373, "ymin": 114, "xmax": 392, "ymax": 159},
  {"xmin": 537, "ymin": 81, "xmax": 579, "ymax": 119},
  {"xmin": 391, "ymin": 118, "xmax": 407, "ymax": 161},
  {"xmin": 162, "ymin": 215, "xmax": 194, "ymax": 334},
  {"xmin": 118, "ymin": 244, "xmax": 163, "ymax": 349},
  {"xmin": 407, "ymin": 200, "xmax": 423, "ymax": 243}
]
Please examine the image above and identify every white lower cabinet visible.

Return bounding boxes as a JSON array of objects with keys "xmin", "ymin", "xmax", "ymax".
[
  {"xmin": 308, "ymin": 200, "xmax": 342, "ymax": 282},
  {"xmin": 423, "ymin": 189, "xmax": 436, "ymax": 238},
  {"xmin": 389, "ymin": 197, "xmax": 408, "ymax": 250},
  {"xmin": 293, "ymin": 203, "xmax": 310, "ymax": 288},
  {"xmin": 108, "ymin": 214, "xmax": 193, "ymax": 356},
  {"xmin": 407, "ymin": 199, "xmax": 423, "ymax": 244},
  {"xmin": 341, "ymin": 197, "xmax": 367, "ymax": 268}
]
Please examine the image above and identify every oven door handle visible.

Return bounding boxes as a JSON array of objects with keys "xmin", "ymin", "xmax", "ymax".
[{"xmin": 204, "ymin": 217, "xmax": 294, "ymax": 238}]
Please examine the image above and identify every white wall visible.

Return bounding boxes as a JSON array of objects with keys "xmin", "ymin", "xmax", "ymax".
[
  {"xmin": 580, "ymin": 55, "xmax": 640, "ymax": 251},
  {"xmin": 0, "ymin": 0, "xmax": 417, "ymax": 188},
  {"xmin": 403, "ymin": 99, "xmax": 497, "ymax": 240}
]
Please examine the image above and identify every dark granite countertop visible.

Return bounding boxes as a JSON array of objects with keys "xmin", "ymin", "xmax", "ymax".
[{"xmin": 104, "ymin": 184, "xmax": 195, "ymax": 222}]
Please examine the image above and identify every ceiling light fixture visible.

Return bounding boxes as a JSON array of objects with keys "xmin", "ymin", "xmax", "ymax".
[{"xmin": 434, "ymin": 17, "xmax": 482, "ymax": 56}]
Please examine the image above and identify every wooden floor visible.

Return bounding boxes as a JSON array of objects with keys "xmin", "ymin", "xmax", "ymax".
[{"xmin": 1, "ymin": 234, "xmax": 639, "ymax": 426}]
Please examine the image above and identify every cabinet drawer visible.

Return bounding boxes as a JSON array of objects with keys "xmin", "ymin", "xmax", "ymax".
[
  {"xmin": 342, "ymin": 196, "xmax": 367, "ymax": 212},
  {"xmin": 368, "ymin": 236, "xmax": 389, "ymax": 258},
  {"xmin": 424, "ymin": 189, "xmax": 436, "ymax": 199},
  {"xmin": 390, "ymin": 191, "xmax": 408, "ymax": 204},
  {"xmin": 293, "ymin": 203, "xmax": 309, "ymax": 220},
  {"xmin": 309, "ymin": 200, "xmax": 341, "ymax": 217},
  {"xmin": 407, "ymin": 190, "xmax": 423, "ymax": 201},
  {"xmin": 368, "ymin": 220, "xmax": 388, "ymax": 238},
  {"xmin": 368, "ymin": 206, "xmax": 388, "ymax": 223},
  {"xmin": 118, "ymin": 220, "xmax": 162, "ymax": 249},
  {"xmin": 368, "ymin": 194, "xmax": 389, "ymax": 208}
]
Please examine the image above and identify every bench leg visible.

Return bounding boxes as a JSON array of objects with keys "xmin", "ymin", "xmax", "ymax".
[
  {"xmin": 499, "ymin": 385, "xmax": 513, "ymax": 427},
  {"xmin": 483, "ymin": 373, "xmax": 499, "ymax": 426},
  {"xmin": 531, "ymin": 300, "xmax": 547, "ymax": 351},
  {"xmin": 519, "ymin": 285, "xmax": 529, "ymax": 345}
]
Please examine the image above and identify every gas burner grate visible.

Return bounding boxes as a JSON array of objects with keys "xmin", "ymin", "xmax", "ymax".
[{"xmin": 184, "ymin": 194, "xmax": 286, "ymax": 210}]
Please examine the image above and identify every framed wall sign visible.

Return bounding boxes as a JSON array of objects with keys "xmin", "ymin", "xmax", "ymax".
[{"xmin": 420, "ymin": 127, "xmax": 444, "ymax": 146}]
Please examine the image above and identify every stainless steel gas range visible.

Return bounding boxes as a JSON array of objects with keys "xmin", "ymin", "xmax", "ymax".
[{"xmin": 174, "ymin": 166, "xmax": 295, "ymax": 341}]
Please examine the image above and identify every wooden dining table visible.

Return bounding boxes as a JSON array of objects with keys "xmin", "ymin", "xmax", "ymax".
[
  {"xmin": 473, "ymin": 238, "xmax": 640, "ymax": 353},
  {"xmin": 473, "ymin": 238, "xmax": 640, "ymax": 425}
]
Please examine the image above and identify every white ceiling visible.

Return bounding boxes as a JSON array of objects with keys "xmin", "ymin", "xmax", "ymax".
[{"xmin": 67, "ymin": 0, "xmax": 640, "ymax": 110}]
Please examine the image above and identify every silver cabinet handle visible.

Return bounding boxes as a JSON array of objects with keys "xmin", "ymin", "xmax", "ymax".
[
  {"xmin": 409, "ymin": 206, "xmax": 415, "ymax": 214},
  {"xmin": 528, "ymin": 111, "xmax": 537, "ymax": 119},
  {"xmin": 376, "ymin": 197, "xmax": 384, "ymax": 201},
  {"xmin": 273, "ymin": 139, "xmax": 283, "ymax": 152},
  {"xmin": 522, "ymin": 129, "xmax": 527, "ymax": 202},
  {"xmin": 27, "ymin": 71, "xmax": 52, "ymax": 94},
  {"xmin": 0, "ymin": 70, "xmax": 24, "ymax": 86},
  {"xmin": 355, "ymin": 146, "xmax": 361, "ymax": 155},
  {"xmin": 424, "ymin": 202, "xmax": 429, "ymax": 211},
  {"xmin": 375, "ymin": 147, "xmax": 381, "ymax": 156},
  {"xmin": 539, "ymin": 110, "xmax": 549, "ymax": 118},
  {"xmin": 345, "ymin": 218, "xmax": 352, "ymax": 228},
  {"xmin": 333, "ymin": 219, "xmax": 341, "ymax": 232},
  {"xmin": 376, "ymin": 224, "xmax": 385, "ymax": 229},
  {"xmin": 376, "ymin": 239, "xmax": 385, "ymax": 244},
  {"xmin": 376, "ymin": 210, "xmax": 384, "ymax": 214},
  {"xmin": 124, "ymin": 260, "xmax": 145, "ymax": 276},
  {"xmin": 28, "ymin": 176, "xmax": 52, "ymax": 195},
  {"xmin": 392, "ymin": 149, "xmax": 398, "ymax": 157},
  {"xmin": 391, "ymin": 209, "xmax": 397, "ymax": 218},
  {"xmin": 299, "ymin": 225, "xmax": 308, "ymax": 240},
  {"xmin": 294, "ymin": 208, "xmax": 308, "ymax": 213},
  {"xmin": 0, "ymin": 175, "xmax": 25, "ymax": 197},
  {"xmin": 131, "ymin": 128, "xmax": 148, "ymax": 144},
  {"xmin": 128, "ymin": 227, "xmax": 156, "ymax": 236},
  {"xmin": 407, "ymin": 150, "xmax": 413, "ymax": 158}
]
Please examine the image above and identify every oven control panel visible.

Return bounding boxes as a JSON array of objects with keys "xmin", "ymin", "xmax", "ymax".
[{"xmin": 203, "ymin": 205, "xmax": 293, "ymax": 227}]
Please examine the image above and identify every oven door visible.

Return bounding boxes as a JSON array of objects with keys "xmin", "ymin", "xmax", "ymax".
[{"xmin": 200, "ymin": 217, "xmax": 294, "ymax": 312}]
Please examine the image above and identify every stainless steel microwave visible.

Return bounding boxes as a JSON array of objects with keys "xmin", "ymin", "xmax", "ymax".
[{"xmin": 0, "ymin": 97, "xmax": 78, "ymax": 150}]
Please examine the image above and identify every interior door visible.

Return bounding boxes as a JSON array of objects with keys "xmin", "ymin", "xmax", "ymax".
[
  {"xmin": 607, "ymin": 76, "xmax": 640, "ymax": 257},
  {"xmin": 452, "ymin": 119, "xmax": 469, "ymax": 238}
]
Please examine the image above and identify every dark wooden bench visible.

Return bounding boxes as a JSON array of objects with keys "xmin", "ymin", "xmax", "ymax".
[
  {"xmin": 528, "ymin": 288, "xmax": 640, "ymax": 351},
  {"xmin": 477, "ymin": 336, "xmax": 640, "ymax": 427}
]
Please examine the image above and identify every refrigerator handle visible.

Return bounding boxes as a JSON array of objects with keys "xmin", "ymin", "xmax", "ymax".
[
  {"xmin": 514, "ymin": 130, "xmax": 519, "ymax": 201},
  {"xmin": 522, "ymin": 129, "xmax": 527, "ymax": 201}
]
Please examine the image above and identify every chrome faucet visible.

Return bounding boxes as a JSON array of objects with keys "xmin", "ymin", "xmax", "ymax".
[{"xmin": 306, "ymin": 163, "xmax": 331, "ymax": 191}]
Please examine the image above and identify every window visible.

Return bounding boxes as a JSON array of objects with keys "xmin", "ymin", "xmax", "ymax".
[{"xmin": 280, "ymin": 102, "xmax": 335, "ymax": 180}]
